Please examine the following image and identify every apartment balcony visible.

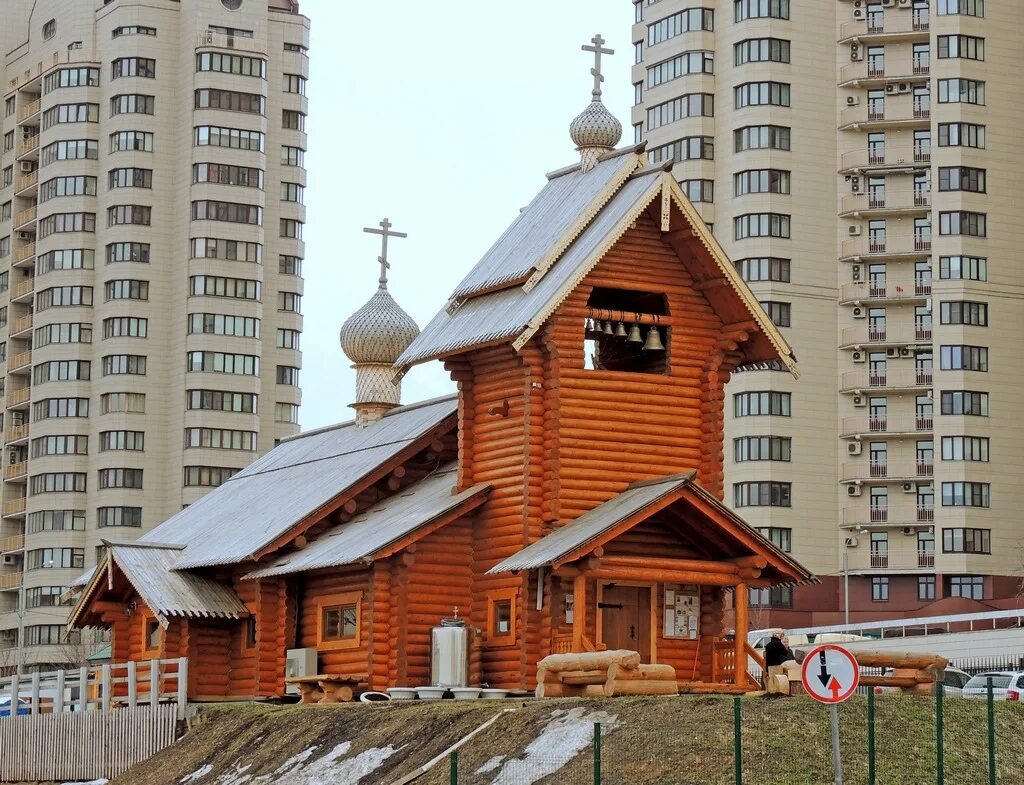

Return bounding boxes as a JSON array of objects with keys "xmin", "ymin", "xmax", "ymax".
[
  {"xmin": 840, "ymin": 322, "xmax": 932, "ymax": 347},
  {"xmin": 840, "ymin": 236, "xmax": 932, "ymax": 262},
  {"xmin": 8, "ymin": 351, "xmax": 32, "ymax": 374},
  {"xmin": 869, "ymin": 553, "xmax": 889, "ymax": 569},
  {"xmin": 8, "ymin": 314, "xmax": 32, "ymax": 338},
  {"xmin": 0, "ymin": 535, "xmax": 24, "ymax": 555},
  {"xmin": 839, "ymin": 97, "xmax": 931, "ymax": 131},
  {"xmin": 11, "ymin": 243, "xmax": 35, "ymax": 266},
  {"xmin": 4, "ymin": 462, "xmax": 27, "ymax": 481},
  {"xmin": 838, "ymin": 61, "xmax": 930, "ymax": 88},
  {"xmin": 841, "ymin": 415, "xmax": 932, "ymax": 438},
  {"xmin": 840, "ymin": 191, "xmax": 930, "ymax": 219},
  {"xmin": 4, "ymin": 424, "xmax": 28, "ymax": 444},
  {"xmin": 15, "ymin": 133, "xmax": 39, "ymax": 160},
  {"xmin": 839, "ymin": 280, "xmax": 931, "ymax": 304},
  {"xmin": 14, "ymin": 170, "xmax": 37, "ymax": 197},
  {"xmin": 840, "ymin": 505, "xmax": 934, "ymax": 529},
  {"xmin": 11, "ymin": 279, "xmax": 34, "ymax": 303},
  {"xmin": 5, "ymin": 388, "xmax": 30, "ymax": 409},
  {"xmin": 13, "ymin": 207, "xmax": 36, "ymax": 232},
  {"xmin": 840, "ymin": 367, "xmax": 932, "ymax": 392},
  {"xmin": 839, "ymin": 146, "xmax": 931, "ymax": 173},
  {"xmin": 839, "ymin": 13, "xmax": 930, "ymax": 43},
  {"xmin": 842, "ymin": 461, "xmax": 933, "ymax": 482},
  {"xmin": 17, "ymin": 98, "xmax": 40, "ymax": 122},
  {"xmin": 2, "ymin": 498, "xmax": 26, "ymax": 518},
  {"xmin": 196, "ymin": 31, "xmax": 262, "ymax": 52},
  {"xmin": 918, "ymin": 550, "xmax": 935, "ymax": 569},
  {"xmin": 0, "ymin": 573, "xmax": 20, "ymax": 591}
]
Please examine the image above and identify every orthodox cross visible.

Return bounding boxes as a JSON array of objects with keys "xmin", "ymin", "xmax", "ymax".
[
  {"xmin": 363, "ymin": 217, "xmax": 407, "ymax": 289},
  {"xmin": 582, "ymin": 33, "xmax": 614, "ymax": 100}
]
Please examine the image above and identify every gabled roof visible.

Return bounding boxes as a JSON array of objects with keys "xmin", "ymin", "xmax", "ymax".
[
  {"xmin": 140, "ymin": 395, "xmax": 458, "ymax": 569},
  {"xmin": 69, "ymin": 542, "xmax": 248, "ymax": 630},
  {"xmin": 244, "ymin": 464, "xmax": 490, "ymax": 579},
  {"xmin": 396, "ymin": 148, "xmax": 796, "ymax": 377},
  {"xmin": 488, "ymin": 472, "xmax": 814, "ymax": 586}
]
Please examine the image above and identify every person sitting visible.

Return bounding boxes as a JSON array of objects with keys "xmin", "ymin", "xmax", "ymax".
[{"xmin": 764, "ymin": 629, "xmax": 790, "ymax": 668}]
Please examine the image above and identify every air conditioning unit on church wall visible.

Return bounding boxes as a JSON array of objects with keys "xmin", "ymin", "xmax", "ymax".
[{"xmin": 284, "ymin": 648, "xmax": 318, "ymax": 694}]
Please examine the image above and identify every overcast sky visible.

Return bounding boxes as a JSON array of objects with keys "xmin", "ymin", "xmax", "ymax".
[{"xmin": 299, "ymin": 0, "xmax": 633, "ymax": 430}]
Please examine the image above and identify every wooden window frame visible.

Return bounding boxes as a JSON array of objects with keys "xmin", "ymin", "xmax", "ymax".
[
  {"xmin": 141, "ymin": 612, "xmax": 161, "ymax": 656},
  {"xmin": 240, "ymin": 605, "xmax": 257, "ymax": 653},
  {"xmin": 485, "ymin": 588, "xmax": 517, "ymax": 648},
  {"xmin": 316, "ymin": 591, "xmax": 362, "ymax": 651}
]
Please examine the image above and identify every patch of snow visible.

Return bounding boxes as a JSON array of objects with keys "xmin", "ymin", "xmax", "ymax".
[
  {"xmin": 211, "ymin": 759, "xmax": 252, "ymax": 785},
  {"xmin": 180, "ymin": 764, "xmax": 213, "ymax": 783},
  {"xmin": 274, "ymin": 745, "xmax": 320, "ymax": 774},
  {"xmin": 476, "ymin": 755, "xmax": 506, "ymax": 775},
  {"xmin": 277, "ymin": 742, "xmax": 401, "ymax": 785},
  {"xmin": 490, "ymin": 708, "xmax": 619, "ymax": 785},
  {"xmin": 59, "ymin": 780, "xmax": 108, "ymax": 785}
]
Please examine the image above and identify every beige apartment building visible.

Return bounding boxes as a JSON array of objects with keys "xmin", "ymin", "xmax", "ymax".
[
  {"xmin": 632, "ymin": 0, "xmax": 1024, "ymax": 625},
  {"xmin": 0, "ymin": 0, "xmax": 308, "ymax": 668}
]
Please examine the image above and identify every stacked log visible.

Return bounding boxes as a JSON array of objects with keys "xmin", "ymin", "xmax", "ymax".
[{"xmin": 535, "ymin": 650, "xmax": 677, "ymax": 698}]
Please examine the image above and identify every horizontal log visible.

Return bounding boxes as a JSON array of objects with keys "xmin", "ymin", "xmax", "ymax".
[
  {"xmin": 846, "ymin": 651, "xmax": 948, "ymax": 670},
  {"xmin": 599, "ymin": 556, "xmax": 743, "ymax": 575},
  {"xmin": 560, "ymin": 566, "xmax": 742, "ymax": 586}
]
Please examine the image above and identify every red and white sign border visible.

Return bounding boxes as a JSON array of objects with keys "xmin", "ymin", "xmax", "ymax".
[{"xmin": 800, "ymin": 644, "xmax": 860, "ymax": 704}]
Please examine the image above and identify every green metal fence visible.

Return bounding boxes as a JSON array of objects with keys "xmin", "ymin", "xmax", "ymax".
[{"xmin": 446, "ymin": 680, "xmax": 1021, "ymax": 785}]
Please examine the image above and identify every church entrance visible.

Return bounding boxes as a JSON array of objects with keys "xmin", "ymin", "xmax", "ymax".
[{"xmin": 599, "ymin": 583, "xmax": 652, "ymax": 660}]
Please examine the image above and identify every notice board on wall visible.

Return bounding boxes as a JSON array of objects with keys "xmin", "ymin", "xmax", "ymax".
[{"xmin": 664, "ymin": 585, "xmax": 700, "ymax": 640}]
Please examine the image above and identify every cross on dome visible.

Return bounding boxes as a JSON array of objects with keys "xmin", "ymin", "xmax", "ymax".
[
  {"xmin": 569, "ymin": 33, "xmax": 622, "ymax": 168},
  {"xmin": 363, "ymin": 217, "xmax": 407, "ymax": 290},
  {"xmin": 582, "ymin": 33, "xmax": 614, "ymax": 101}
]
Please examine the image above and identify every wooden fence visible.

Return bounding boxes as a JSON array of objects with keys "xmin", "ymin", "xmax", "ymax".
[{"xmin": 0, "ymin": 704, "xmax": 178, "ymax": 782}]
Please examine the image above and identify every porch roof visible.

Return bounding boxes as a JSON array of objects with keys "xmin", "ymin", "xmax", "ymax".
[{"xmin": 488, "ymin": 472, "xmax": 814, "ymax": 585}]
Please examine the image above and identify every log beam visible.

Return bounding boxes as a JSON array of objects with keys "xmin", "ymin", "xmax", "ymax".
[{"xmin": 734, "ymin": 583, "xmax": 749, "ymax": 690}]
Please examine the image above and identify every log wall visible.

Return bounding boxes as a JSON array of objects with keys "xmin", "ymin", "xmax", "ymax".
[{"xmin": 297, "ymin": 567, "xmax": 372, "ymax": 676}]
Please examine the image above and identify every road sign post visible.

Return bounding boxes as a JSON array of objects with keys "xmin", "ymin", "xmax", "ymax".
[{"xmin": 801, "ymin": 644, "xmax": 861, "ymax": 785}]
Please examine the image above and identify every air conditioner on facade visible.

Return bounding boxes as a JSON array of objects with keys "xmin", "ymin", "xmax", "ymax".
[
  {"xmin": 18, "ymin": 161, "xmax": 33, "ymax": 173},
  {"xmin": 853, "ymin": 396, "xmax": 866, "ymax": 407},
  {"xmin": 16, "ymin": 232, "xmax": 31, "ymax": 241},
  {"xmin": 852, "ymin": 265, "xmax": 862, "ymax": 281},
  {"xmin": 897, "ymin": 83, "xmax": 911, "ymax": 94},
  {"xmin": 847, "ymin": 95, "xmax": 860, "ymax": 106},
  {"xmin": 0, "ymin": 555, "xmax": 16, "ymax": 566},
  {"xmin": 854, "ymin": 0, "xmax": 863, "ymax": 7},
  {"xmin": 853, "ymin": 8, "xmax": 864, "ymax": 18},
  {"xmin": 847, "ymin": 485, "xmax": 862, "ymax": 498},
  {"xmin": 852, "ymin": 307, "xmax": 865, "ymax": 318},
  {"xmin": 903, "ymin": 483, "xmax": 916, "ymax": 493},
  {"xmin": 851, "ymin": 176, "xmax": 863, "ymax": 193},
  {"xmin": 898, "ymin": 0, "xmax": 911, "ymax": 6},
  {"xmin": 886, "ymin": 84, "xmax": 898, "ymax": 94},
  {"xmin": 899, "ymin": 347, "xmax": 912, "ymax": 357},
  {"xmin": 845, "ymin": 535, "xmax": 860, "ymax": 547},
  {"xmin": 902, "ymin": 527, "xmax": 916, "ymax": 536},
  {"xmin": 851, "ymin": 45, "xmax": 862, "ymax": 61},
  {"xmin": 848, "ymin": 442, "xmax": 863, "ymax": 455},
  {"xmin": 852, "ymin": 351, "xmax": 865, "ymax": 363},
  {"xmin": 886, "ymin": 347, "xmax": 901, "ymax": 358},
  {"xmin": 882, "ymin": 0, "xmax": 896, "ymax": 7},
  {"xmin": 284, "ymin": 648, "xmax": 318, "ymax": 694},
  {"xmin": 848, "ymin": 225, "xmax": 862, "ymax": 236}
]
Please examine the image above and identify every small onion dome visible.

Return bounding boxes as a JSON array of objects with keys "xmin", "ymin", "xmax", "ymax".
[
  {"xmin": 569, "ymin": 99, "xmax": 622, "ymax": 150},
  {"xmin": 339, "ymin": 287, "xmax": 420, "ymax": 365}
]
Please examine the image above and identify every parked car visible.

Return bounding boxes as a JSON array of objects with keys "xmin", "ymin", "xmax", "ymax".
[
  {"xmin": 872, "ymin": 666, "xmax": 972, "ymax": 696},
  {"xmin": 962, "ymin": 671, "xmax": 1024, "ymax": 701},
  {"xmin": 0, "ymin": 696, "xmax": 30, "ymax": 716}
]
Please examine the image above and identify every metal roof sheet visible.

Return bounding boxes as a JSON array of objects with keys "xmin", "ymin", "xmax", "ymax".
[
  {"xmin": 488, "ymin": 473, "xmax": 695, "ymax": 573},
  {"xmin": 140, "ymin": 395, "xmax": 458, "ymax": 569},
  {"xmin": 446, "ymin": 154, "xmax": 640, "ymax": 301},
  {"xmin": 244, "ymin": 464, "xmax": 489, "ymax": 579},
  {"xmin": 397, "ymin": 169, "xmax": 663, "ymax": 369},
  {"xmin": 110, "ymin": 543, "xmax": 247, "ymax": 623}
]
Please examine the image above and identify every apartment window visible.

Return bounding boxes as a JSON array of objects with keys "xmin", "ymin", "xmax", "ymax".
[
  {"xmin": 112, "ymin": 25, "xmax": 157, "ymax": 37},
  {"xmin": 110, "ymin": 94, "xmax": 154, "ymax": 116},
  {"xmin": 647, "ymin": 51, "xmax": 714, "ymax": 88},
  {"xmin": 647, "ymin": 8, "xmax": 713, "ymax": 45},
  {"xmin": 188, "ymin": 313, "xmax": 259, "ymax": 338},
  {"xmin": 40, "ymin": 139, "xmax": 98, "ymax": 166},
  {"xmin": 734, "ymin": 257, "xmax": 790, "ymax": 284},
  {"xmin": 0, "ymin": 239, "xmax": 6, "ymax": 260},
  {"xmin": 940, "ymin": 301, "xmax": 987, "ymax": 327},
  {"xmin": 939, "ymin": 166, "xmax": 986, "ymax": 194},
  {"xmin": 284, "ymin": 42, "xmax": 308, "ymax": 53},
  {"xmin": 733, "ymin": 481, "xmax": 791, "ymax": 508},
  {"xmin": 3, "ymin": 96, "xmax": 13, "ymax": 117},
  {"xmin": 2, "ymin": 131, "xmax": 11, "ymax": 152},
  {"xmin": 26, "ymin": 510, "xmax": 84, "ymax": 535},
  {"xmin": 2, "ymin": 168, "xmax": 10, "ymax": 188},
  {"xmin": 106, "ymin": 242, "xmax": 150, "ymax": 263},
  {"xmin": 939, "ymin": 211, "xmax": 986, "ymax": 237},
  {"xmin": 34, "ymin": 323, "xmax": 92, "ymax": 347},
  {"xmin": 275, "ymin": 366, "xmax": 299, "ymax": 386},
  {"xmin": 735, "ymin": 0, "xmax": 789, "ymax": 21},
  {"xmin": 36, "ymin": 286, "xmax": 93, "ymax": 310},
  {"xmin": 33, "ymin": 359, "xmax": 91, "ymax": 385},
  {"xmin": 947, "ymin": 575, "xmax": 984, "ymax": 600},
  {"xmin": 942, "ymin": 436, "xmax": 989, "ymax": 464},
  {"xmin": 33, "ymin": 398, "xmax": 89, "ymax": 421},
  {"xmin": 735, "ymin": 213, "xmax": 790, "ymax": 240},
  {"xmin": 734, "ymin": 391, "xmax": 790, "ymax": 417},
  {"xmin": 756, "ymin": 527, "xmax": 791, "ymax": 552},
  {"xmin": 30, "ymin": 435, "xmax": 88, "ymax": 458},
  {"xmin": 938, "ymin": 123, "xmax": 985, "ymax": 149},
  {"xmin": 184, "ymin": 465, "xmax": 240, "ymax": 488},
  {"xmin": 282, "ymin": 110, "xmax": 305, "ymax": 130},
  {"xmin": 277, "ymin": 328, "xmax": 301, "ymax": 350},
  {"xmin": 187, "ymin": 389, "xmax": 257, "ymax": 413},
  {"xmin": 100, "ymin": 392, "xmax": 145, "ymax": 414},
  {"xmin": 749, "ymin": 586, "xmax": 792, "ymax": 608},
  {"xmin": 734, "ymin": 125, "xmax": 790, "ymax": 152},
  {"xmin": 98, "ymin": 468, "xmax": 143, "ymax": 489},
  {"xmin": 940, "ymin": 390, "xmax": 988, "ymax": 417},
  {"xmin": 27, "ymin": 548, "xmax": 84, "ymax": 571},
  {"xmin": 193, "ymin": 163, "xmax": 264, "ymax": 189},
  {"xmin": 111, "ymin": 58, "xmax": 155, "ymax": 79},
  {"xmin": 43, "ymin": 67, "xmax": 99, "ymax": 93},
  {"xmin": 918, "ymin": 576, "xmax": 936, "ymax": 601},
  {"xmin": 938, "ymin": 79, "xmax": 985, "ymax": 104},
  {"xmin": 279, "ymin": 255, "xmax": 302, "ymax": 276},
  {"xmin": 41, "ymin": 103, "xmax": 99, "ymax": 129},
  {"xmin": 38, "ymin": 213, "xmax": 96, "ymax": 238},
  {"xmin": 276, "ymin": 402, "xmax": 300, "ymax": 424},
  {"xmin": 735, "ymin": 82, "xmax": 790, "ymax": 109},
  {"xmin": 107, "ymin": 205, "xmax": 151, "ymax": 226},
  {"xmin": 871, "ymin": 577, "xmax": 889, "ymax": 603},
  {"xmin": 102, "ymin": 317, "xmax": 147, "ymax": 339},
  {"xmin": 186, "ymin": 351, "xmax": 259, "ymax": 376},
  {"xmin": 278, "ymin": 292, "xmax": 302, "ymax": 313},
  {"xmin": 759, "ymin": 301, "xmax": 790, "ymax": 328},
  {"xmin": 26, "ymin": 586, "xmax": 72, "ymax": 609},
  {"xmin": 196, "ymin": 52, "xmax": 266, "ymax": 78},
  {"xmin": 280, "ymin": 219, "xmax": 304, "ymax": 239},
  {"xmin": 99, "ymin": 431, "xmax": 145, "ymax": 451},
  {"xmin": 102, "ymin": 354, "xmax": 147, "ymax": 376},
  {"xmin": 189, "ymin": 275, "xmax": 261, "ymax": 300},
  {"xmin": 98, "ymin": 507, "xmax": 143, "ymax": 527},
  {"xmin": 110, "ymin": 131, "xmax": 153, "ymax": 153},
  {"xmin": 192, "ymin": 200, "xmax": 262, "ymax": 225},
  {"xmin": 283, "ymin": 73, "xmax": 307, "ymax": 94},
  {"xmin": 26, "ymin": 625, "xmax": 80, "ymax": 646},
  {"xmin": 37, "ymin": 176, "xmax": 96, "ymax": 203},
  {"xmin": 938, "ymin": 35, "xmax": 984, "ymax": 60},
  {"xmin": 938, "ymin": 0, "xmax": 984, "ymax": 15},
  {"xmin": 940, "ymin": 345, "xmax": 987, "ymax": 372},
  {"xmin": 941, "ymin": 481, "xmax": 990, "ymax": 507},
  {"xmin": 194, "ymin": 126, "xmax": 264, "ymax": 152},
  {"xmin": 194, "ymin": 88, "xmax": 264, "ymax": 114},
  {"xmin": 108, "ymin": 168, "xmax": 153, "ymax": 189},
  {"xmin": 680, "ymin": 179, "xmax": 713, "ymax": 203},
  {"xmin": 191, "ymin": 238, "xmax": 262, "ymax": 264},
  {"xmin": 281, "ymin": 146, "xmax": 305, "ymax": 167},
  {"xmin": 0, "ymin": 202, "xmax": 9, "ymax": 221},
  {"xmin": 184, "ymin": 427, "xmax": 257, "ymax": 451},
  {"xmin": 734, "ymin": 169, "xmax": 790, "ymax": 196},
  {"xmin": 940, "ymin": 256, "xmax": 986, "ymax": 281},
  {"xmin": 735, "ymin": 38, "xmax": 790, "ymax": 65},
  {"xmin": 646, "ymin": 94, "xmax": 714, "ymax": 130},
  {"xmin": 734, "ymin": 436, "xmax": 790, "ymax": 462},
  {"xmin": 29, "ymin": 473, "xmax": 87, "ymax": 496},
  {"xmin": 647, "ymin": 136, "xmax": 713, "ymax": 165}
]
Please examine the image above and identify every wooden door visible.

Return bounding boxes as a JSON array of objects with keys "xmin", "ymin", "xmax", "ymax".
[{"xmin": 599, "ymin": 584, "xmax": 651, "ymax": 660}]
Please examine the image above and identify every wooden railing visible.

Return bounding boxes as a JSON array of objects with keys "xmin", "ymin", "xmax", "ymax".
[
  {"xmin": 9, "ymin": 351, "xmax": 31, "ymax": 372},
  {"xmin": 13, "ymin": 207, "xmax": 36, "ymax": 230},
  {"xmin": 4, "ymin": 424, "xmax": 27, "ymax": 442},
  {"xmin": 6, "ymin": 388, "xmax": 30, "ymax": 407},
  {"xmin": 15, "ymin": 134, "xmax": 38, "ymax": 157},
  {"xmin": 0, "ymin": 572, "xmax": 20, "ymax": 589},
  {"xmin": 2, "ymin": 497, "xmax": 26, "ymax": 516},
  {"xmin": 11, "ymin": 280, "xmax": 33, "ymax": 300},
  {"xmin": 9, "ymin": 314, "xmax": 32, "ymax": 335},
  {"xmin": 17, "ymin": 99, "xmax": 40, "ymax": 122},
  {"xmin": 3, "ymin": 462, "xmax": 26, "ymax": 480},
  {"xmin": 0, "ymin": 534, "xmax": 23, "ymax": 553},
  {"xmin": 12, "ymin": 243, "xmax": 35, "ymax": 264},
  {"xmin": 14, "ymin": 170, "xmax": 37, "ymax": 193}
]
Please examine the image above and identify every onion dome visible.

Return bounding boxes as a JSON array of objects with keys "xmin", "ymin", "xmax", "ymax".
[
  {"xmin": 569, "ymin": 99, "xmax": 623, "ymax": 150},
  {"xmin": 339, "ymin": 286, "xmax": 420, "ymax": 366}
]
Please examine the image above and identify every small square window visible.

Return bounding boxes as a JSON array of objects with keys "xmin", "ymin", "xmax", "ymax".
[
  {"xmin": 242, "ymin": 615, "xmax": 257, "ymax": 650},
  {"xmin": 145, "ymin": 618, "xmax": 160, "ymax": 651},
  {"xmin": 316, "ymin": 592, "xmax": 362, "ymax": 650},
  {"xmin": 322, "ymin": 605, "xmax": 357, "ymax": 640},
  {"xmin": 485, "ymin": 589, "xmax": 517, "ymax": 646}
]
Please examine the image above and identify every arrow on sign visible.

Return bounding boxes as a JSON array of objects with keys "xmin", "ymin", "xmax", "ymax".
[
  {"xmin": 829, "ymin": 678, "xmax": 842, "ymax": 701},
  {"xmin": 817, "ymin": 650, "xmax": 831, "ymax": 689}
]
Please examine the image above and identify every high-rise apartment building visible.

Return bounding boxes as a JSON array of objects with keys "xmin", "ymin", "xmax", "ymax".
[
  {"xmin": 632, "ymin": 0, "xmax": 1023, "ymax": 625},
  {"xmin": 0, "ymin": 0, "xmax": 309, "ymax": 668}
]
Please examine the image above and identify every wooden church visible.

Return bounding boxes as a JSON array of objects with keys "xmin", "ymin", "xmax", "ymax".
[{"xmin": 70, "ymin": 39, "xmax": 813, "ymax": 699}]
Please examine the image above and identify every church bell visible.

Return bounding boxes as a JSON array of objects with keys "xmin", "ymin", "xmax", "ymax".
[
  {"xmin": 642, "ymin": 326, "xmax": 665, "ymax": 352},
  {"xmin": 614, "ymin": 322, "xmax": 628, "ymax": 338},
  {"xmin": 626, "ymin": 323, "xmax": 643, "ymax": 343}
]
